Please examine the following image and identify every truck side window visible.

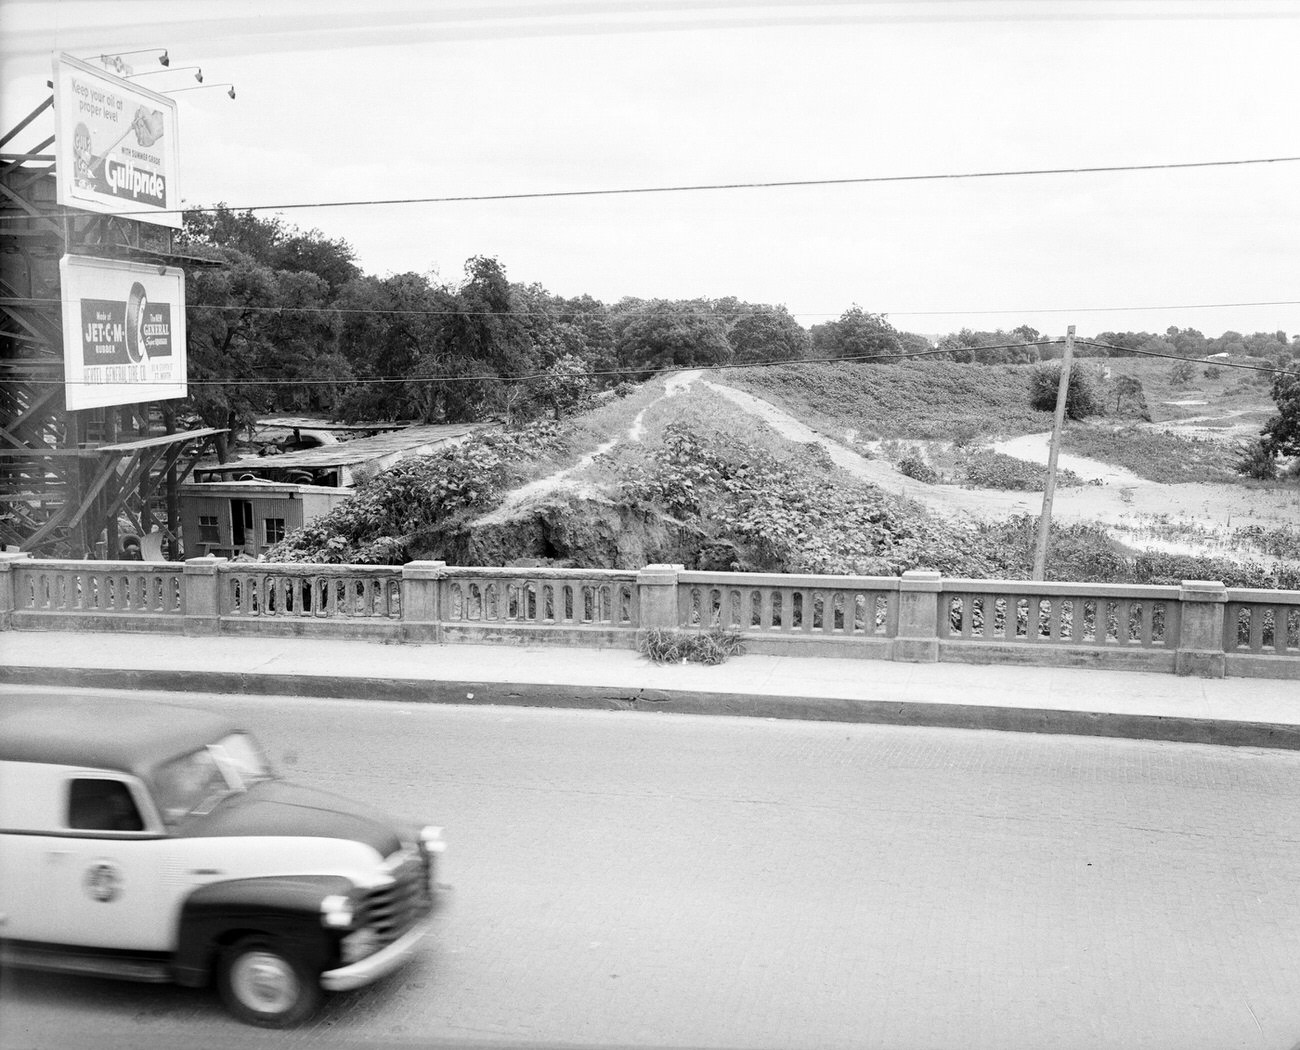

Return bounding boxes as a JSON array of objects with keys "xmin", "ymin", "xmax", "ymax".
[{"xmin": 67, "ymin": 778, "xmax": 144, "ymax": 832}]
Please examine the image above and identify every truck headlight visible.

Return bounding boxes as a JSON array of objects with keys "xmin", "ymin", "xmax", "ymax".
[{"xmin": 320, "ymin": 894, "xmax": 354, "ymax": 929}]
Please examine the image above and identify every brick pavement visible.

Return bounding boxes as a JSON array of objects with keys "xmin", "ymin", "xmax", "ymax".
[{"xmin": 5, "ymin": 691, "xmax": 1300, "ymax": 1049}]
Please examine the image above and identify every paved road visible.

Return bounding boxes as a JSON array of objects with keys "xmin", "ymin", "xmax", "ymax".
[{"xmin": 5, "ymin": 687, "xmax": 1300, "ymax": 1050}]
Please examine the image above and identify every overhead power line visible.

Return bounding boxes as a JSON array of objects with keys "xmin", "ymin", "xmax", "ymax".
[
  {"xmin": 1079, "ymin": 338, "xmax": 1294, "ymax": 375},
  {"xmin": 11, "ymin": 294, "xmax": 1300, "ymax": 322},
  {"xmin": 32, "ymin": 338, "xmax": 1300, "ymax": 388},
  {"xmin": 5, "ymin": 154, "xmax": 1300, "ymax": 224},
  {"xmin": 37, "ymin": 343, "xmax": 1026, "ymax": 387},
  {"xmin": 883, "ymin": 299, "xmax": 1300, "ymax": 318}
]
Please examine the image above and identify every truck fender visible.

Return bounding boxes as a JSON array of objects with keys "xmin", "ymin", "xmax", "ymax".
[{"xmin": 173, "ymin": 874, "xmax": 355, "ymax": 987}]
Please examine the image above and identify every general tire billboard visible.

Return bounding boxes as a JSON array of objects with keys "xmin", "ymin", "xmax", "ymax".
[
  {"xmin": 60, "ymin": 256, "xmax": 187, "ymax": 411},
  {"xmin": 52, "ymin": 53, "xmax": 181, "ymax": 229}
]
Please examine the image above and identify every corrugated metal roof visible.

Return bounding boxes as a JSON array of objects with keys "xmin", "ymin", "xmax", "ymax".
[
  {"xmin": 257, "ymin": 416, "xmax": 413, "ymax": 433},
  {"xmin": 221, "ymin": 423, "xmax": 490, "ymax": 470}
]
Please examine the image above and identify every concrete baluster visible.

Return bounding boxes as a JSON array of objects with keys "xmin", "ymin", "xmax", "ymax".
[
  {"xmin": 637, "ymin": 564, "xmax": 683, "ymax": 646},
  {"xmin": 895, "ymin": 569, "xmax": 942, "ymax": 662},
  {"xmin": 0, "ymin": 552, "xmax": 33, "ymax": 631},
  {"xmin": 1174, "ymin": 579, "xmax": 1227, "ymax": 678},
  {"xmin": 183, "ymin": 557, "xmax": 225, "ymax": 636},
  {"xmin": 402, "ymin": 561, "xmax": 447, "ymax": 643}
]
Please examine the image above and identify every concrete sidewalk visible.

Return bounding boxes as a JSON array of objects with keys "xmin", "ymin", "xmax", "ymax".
[{"xmin": 2, "ymin": 630, "xmax": 1299, "ymax": 749}]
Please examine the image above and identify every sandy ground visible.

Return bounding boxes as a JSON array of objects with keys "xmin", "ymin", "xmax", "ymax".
[
  {"xmin": 487, "ymin": 372, "xmax": 1296, "ymax": 558},
  {"xmin": 699, "ymin": 378, "xmax": 1298, "ymax": 556}
]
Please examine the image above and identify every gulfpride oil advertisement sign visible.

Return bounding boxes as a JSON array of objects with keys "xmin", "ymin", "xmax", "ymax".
[
  {"xmin": 60, "ymin": 256, "xmax": 187, "ymax": 410},
  {"xmin": 52, "ymin": 53, "xmax": 181, "ymax": 229}
]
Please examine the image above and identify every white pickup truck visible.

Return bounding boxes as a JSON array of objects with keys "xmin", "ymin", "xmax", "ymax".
[{"xmin": 0, "ymin": 693, "xmax": 445, "ymax": 1026}]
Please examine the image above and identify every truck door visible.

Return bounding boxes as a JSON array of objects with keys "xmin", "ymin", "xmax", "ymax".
[{"xmin": 37, "ymin": 774, "xmax": 179, "ymax": 951}]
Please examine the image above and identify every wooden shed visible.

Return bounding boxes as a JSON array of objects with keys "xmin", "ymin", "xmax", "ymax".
[{"xmin": 179, "ymin": 479, "xmax": 351, "ymax": 559}]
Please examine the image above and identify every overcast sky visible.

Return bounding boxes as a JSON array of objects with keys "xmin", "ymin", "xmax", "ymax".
[{"xmin": 3, "ymin": 0, "xmax": 1298, "ymax": 340}]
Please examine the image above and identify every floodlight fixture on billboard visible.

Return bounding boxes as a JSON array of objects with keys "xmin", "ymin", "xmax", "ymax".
[
  {"xmin": 52, "ymin": 52, "xmax": 182, "ymax": 229},
  {"xmin": 60, "ymin": 255, "xmax": 187, "ymax": 411}
]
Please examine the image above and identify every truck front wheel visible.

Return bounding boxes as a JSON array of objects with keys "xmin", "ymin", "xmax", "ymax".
[{"xmin": 217, "ymin": 936, "xmax": 323, "ymax": 1027}]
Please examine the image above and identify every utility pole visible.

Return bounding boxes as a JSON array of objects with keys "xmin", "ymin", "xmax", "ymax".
[{"xmin": 1032, "ymin": 324, "xmax": 1075, "ymax": 580}]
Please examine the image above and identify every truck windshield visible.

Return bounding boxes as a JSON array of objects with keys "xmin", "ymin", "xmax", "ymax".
[{"xmin": 151, "ymin": 732, "xmax": 274, "ymax": 826}]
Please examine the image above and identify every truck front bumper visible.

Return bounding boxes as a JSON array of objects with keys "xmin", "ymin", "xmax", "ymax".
[{"xmin": 319, "ymin": 912, "xmax": 433, "ymax": 992}]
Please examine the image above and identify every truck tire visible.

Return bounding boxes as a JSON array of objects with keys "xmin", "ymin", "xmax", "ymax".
[
  {"xmin": 217, "ymin": 936, "xmax": 323, "ymax": 1027},
  {"xmin": 125, "ymin": 282, "xmax": 148, "ymax": 363}
]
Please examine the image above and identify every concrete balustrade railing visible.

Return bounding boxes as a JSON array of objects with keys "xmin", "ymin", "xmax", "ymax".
[
  {"xmin": 938, "ymin": 578, "xmax": 1184, "ymax": 674},
  {"xmin": 676, "ymin": 570, "xmax": 899, "ymax": 658},
  {"xmin": 1, "ymin": 556, "xmax": 185, "ymax": 633},
  {"xmin": 217, "ymin": 563, "xmax": 404, "ymax": 639},
  {"xmin": 431, "ymin": 565, "xmax": 638, "ymax": 648},
  {"xmin": 1224, "ymin": 588, "xmax": 1300, "ymax": 677},
  {"xmin": 1, "ymin": 553, "xmax": 1296, "ymax": 679}
]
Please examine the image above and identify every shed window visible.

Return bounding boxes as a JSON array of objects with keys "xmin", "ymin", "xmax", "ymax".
[
  {"xmin": 67, "ymin": 778, "xmax": 144, "ymax": 832},
  {"xmin": 198, "ymin": 515, "xmax": 220, "ymax": 543},
  {"xmin": 264, "ymin": 518, "xmax": 286, "ymax": 545}
]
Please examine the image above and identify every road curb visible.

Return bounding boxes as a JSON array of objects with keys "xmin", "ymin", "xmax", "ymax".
[{"xmin": 6, "ymin": 664, "xmax": 1300, "ymax": 750}]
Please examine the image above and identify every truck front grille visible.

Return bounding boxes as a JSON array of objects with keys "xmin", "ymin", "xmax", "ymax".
[{"xmin": 355, "ymin": 847, "xmax": 431, "ymax": 946}]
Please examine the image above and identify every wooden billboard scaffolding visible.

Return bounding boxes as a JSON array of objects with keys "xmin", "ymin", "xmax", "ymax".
[{"xmin": 1, "ymin": 94, "xmax": 222, "ymax": 559}]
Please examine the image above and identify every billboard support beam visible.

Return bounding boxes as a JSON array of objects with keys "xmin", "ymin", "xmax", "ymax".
[
  {"xmin": 0, "ymin": 59, "xmax": 198, "ymax": 558},
  {"xmin": 0, "ymin": 97, "xmax": 53, "ymax": 150}
]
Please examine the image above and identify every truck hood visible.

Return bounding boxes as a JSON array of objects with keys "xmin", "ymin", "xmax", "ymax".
[{"xmin": 175, "ymin": 780, "xmax": 405, "ymax": 857}]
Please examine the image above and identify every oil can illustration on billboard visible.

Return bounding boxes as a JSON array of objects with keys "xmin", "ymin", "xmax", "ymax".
[
  {"xmin": 60, "ymin": 257, "xmax": 187, "ymax": 411},
  {"xmin": 53, "ymin": 53, "xmax": 181, "ymax": 229}
]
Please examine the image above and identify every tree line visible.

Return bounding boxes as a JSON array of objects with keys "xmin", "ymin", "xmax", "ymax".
[{"xmin": 178, "ymin": 205, "xmax": 1300, "ymax": 460}]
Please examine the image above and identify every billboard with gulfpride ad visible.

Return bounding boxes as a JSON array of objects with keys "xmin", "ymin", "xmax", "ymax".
[{"xmin": 52, "ymin": 52, "xmax": 181, "ymax": 229}]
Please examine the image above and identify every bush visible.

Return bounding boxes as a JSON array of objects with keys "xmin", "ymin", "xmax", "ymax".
[
  {"xmin": 1235, "ymin": 438, "xmax": 1278, "ymax": 480},
  {"xmin": 1231, "ymin": 524, "xmax": 1300, "ymax": 560},
  {"xmin": 1168, "ymin": 359, "xmax": 1196, "ymax": 386},
  {"xmin": 949, "ymin": 421, "xmax": 982, "ymax": 449},
  {"xmin": 1029, "ymin": 364, "xmax": 1103, "ymax": 419},
  {"xmin": 960, "ymin": 451, "xmax": 1081, "ymax": 491},
  {"xmin": 1109, "ymin": 374, "xmax": 1151, "ymax": 421},
  {"xmin": 975, "ymin": 516, "xmax": 1132, "ymax": 581},
  {"xmin": 1203, "ymin": 365, "xmax": 1222, "ymax": 379},
  {"xmin": 640, "ymin": 627, "xmax": 746, "ymax": 665},
  {"xmin": 897, "ymin": 453, "xmax": 940, "ymax": 484}
]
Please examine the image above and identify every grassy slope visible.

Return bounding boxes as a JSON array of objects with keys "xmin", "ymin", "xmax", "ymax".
[
  {"xmin": 722, "ymin": 357, "xmax": 1271, "ymax": 482},
  {"xmin": 722, "ymin": 360, "xmax": 1049, "ymax": 441}
]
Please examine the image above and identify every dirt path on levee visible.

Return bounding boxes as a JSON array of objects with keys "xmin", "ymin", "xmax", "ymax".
[{"xmin": 484, "ymin": 370, "xmax": 1296, "ymax": 557}]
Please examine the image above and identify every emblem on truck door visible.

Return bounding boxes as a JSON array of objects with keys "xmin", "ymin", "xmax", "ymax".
[{"xmin": 84, "ymin": 860, "xmax": 123, "ymax": 902}]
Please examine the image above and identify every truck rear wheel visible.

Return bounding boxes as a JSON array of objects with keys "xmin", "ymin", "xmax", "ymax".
[{"xmin": 217, "ymin": 936, "xmax": 322, "ymax": 1027}]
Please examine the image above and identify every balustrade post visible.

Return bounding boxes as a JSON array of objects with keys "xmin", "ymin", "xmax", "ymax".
[
  {"xmin": 183, "ymin": 557, "xmax": 225, "ymax": 636},
  {"xmin": 1174, "ymin": 579, "xmax": 1227, "ymax": 677},
  {"xmin": 401, "ymin": 561, "xmax": 447, "ymax": 643},
  {"xmin": 894, "ymin": 569, "xmax": 942, "ymax": 662},
  {"xmin": 636, "ymin": 564, "xmax": 683, "ymax": 646},
  {"xmin": 0, "ymin": 552, "xmax": 32, "ymax": 631}
]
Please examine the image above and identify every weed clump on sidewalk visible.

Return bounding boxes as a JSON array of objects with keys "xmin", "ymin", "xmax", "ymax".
[{"xmin": 641, "ymin": 627, "xmax": 745, "ymax": 665}]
